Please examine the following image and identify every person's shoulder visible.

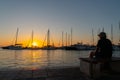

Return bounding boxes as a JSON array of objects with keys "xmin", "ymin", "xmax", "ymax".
[
  {"xmin": 98, "ymin": 39, "xmax": 101, "ymax": 43},
  {"xmin": 106, "ymin": 39, "xmax": 112, "ymax": 44},
  {"xmin": 106, "ymin": 39, "xmax": 111, "ymax": 42}
]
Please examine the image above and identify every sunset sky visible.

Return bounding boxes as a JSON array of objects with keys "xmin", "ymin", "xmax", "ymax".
[{"xmin": 0, "ymin": 0, "xmax": 120, "ymax": 47}]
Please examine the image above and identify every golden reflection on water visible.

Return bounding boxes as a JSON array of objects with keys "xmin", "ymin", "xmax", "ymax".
[
  {"xmin": 0, "ymin": 50, "xmax": 111, "ymax": 70},
  {"xmin": 18, "ymin": 50, "xmax": 46, "ymax": 69}
]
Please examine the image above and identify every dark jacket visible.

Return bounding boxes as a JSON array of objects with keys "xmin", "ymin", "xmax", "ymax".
[{"xmin": 95, "ymin": 38, "xmax": 112, "ymax": 59}]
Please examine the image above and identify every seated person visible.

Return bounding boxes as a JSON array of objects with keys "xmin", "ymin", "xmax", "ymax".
[{"xmin": 90, "ymin": 32, "xmax": 113, "ymax": 71}]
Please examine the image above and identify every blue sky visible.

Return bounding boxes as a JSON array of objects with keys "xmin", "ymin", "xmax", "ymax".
[{"xmin": 0, "ymin": 0, "xmax": 120, "ymax": 46}]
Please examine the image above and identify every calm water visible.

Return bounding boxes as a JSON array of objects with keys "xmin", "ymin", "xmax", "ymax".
[{"xmin": 0, "ymin": 49, "xmax": 119, "ymax": 70}]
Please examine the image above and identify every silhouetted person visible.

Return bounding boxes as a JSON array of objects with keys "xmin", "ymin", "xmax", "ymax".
[{"xmin": 90, "ymin": 32, "xmax": 113, "ymax": 71}]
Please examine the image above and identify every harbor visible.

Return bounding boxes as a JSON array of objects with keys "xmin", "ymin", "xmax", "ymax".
[{"xmin": 0, "ymin": 0, "xmax": 120, "ymax": 80}]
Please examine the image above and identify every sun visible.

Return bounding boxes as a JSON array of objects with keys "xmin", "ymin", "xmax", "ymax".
[{"xmin": 32, "ymin": 42, "xmax": 38, "ymax": 47}]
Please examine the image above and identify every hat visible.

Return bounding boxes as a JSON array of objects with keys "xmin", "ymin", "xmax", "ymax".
[{"xmin": 98, "ymin": 32, "xmax": 106, "ymax": 37}]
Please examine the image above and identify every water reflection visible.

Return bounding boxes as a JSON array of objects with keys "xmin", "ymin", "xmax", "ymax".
[{"xmin": 0, "ymin": 50, "xmax": 119, "ymax": 70}]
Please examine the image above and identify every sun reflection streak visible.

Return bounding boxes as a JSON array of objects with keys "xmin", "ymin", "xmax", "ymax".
[{"xmin": 18, "ymin": 50, "xmax": 49, "ymax": 70}]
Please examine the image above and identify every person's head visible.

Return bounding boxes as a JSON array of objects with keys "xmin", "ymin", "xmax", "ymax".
[{"xmin": 98, "ymin": 32, "xmax": 106, "ymax": 39}]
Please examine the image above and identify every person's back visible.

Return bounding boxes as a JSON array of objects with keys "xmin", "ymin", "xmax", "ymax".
[{"xmin": 97, "ymin": 38, "xmax": 112, "ymax": 59}]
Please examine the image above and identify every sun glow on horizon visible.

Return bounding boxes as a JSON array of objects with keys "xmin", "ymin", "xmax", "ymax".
[{"xmin": 32, "ymin": 42, "xmax": 38, "ymax": 47}]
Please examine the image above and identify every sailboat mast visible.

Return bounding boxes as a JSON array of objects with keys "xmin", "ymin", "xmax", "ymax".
[
  {"xmin": 92, "ymin": 28, "xmax": 94, "ymax": 46},
  {"xmin": 119, "ymin": 22, "xmax": 120, "ymax": 43},
  {"xmin": 62, "ymin": 31, "xmax": 64, "ymax": 47},
  {"xmin": 66, "ymin": 32, "xmax": 67, "ymax": 46},
  {"xmin": 15, "ymin": 28, "xmax": 19, "ymax": 45},
  {"xmin": 71, "ymin": 28, "xmax": 72, "ymax": 46},
  {"xmin": 47, "ymin": 29, "xmax": 50, "ymax": 47},
  {"xmin": 97, "ymin": 28, "xmax": 100, "ymax": 41},
  {"xmin": 111, "ymin": 24, "xmax": 113, "ymax": 43},
  {"xmin": 31, "ymin": 30, "xmax": 34, "ymax": 47},
  {"xmin": 98, "ymin": 28, "xmax": 100, "ymax": 34},
  {"xmin": 102, "ymin": 27, "xmax": 104, "ymax": 32},
  {"xmin": 68, "ymin": 34, "xmax": 70, "ymax": 46}
]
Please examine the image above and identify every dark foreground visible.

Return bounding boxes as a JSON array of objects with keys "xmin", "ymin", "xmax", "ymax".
[{"xmin": 0, "ymin": 67, "xmax": 120, "ymax": 80}]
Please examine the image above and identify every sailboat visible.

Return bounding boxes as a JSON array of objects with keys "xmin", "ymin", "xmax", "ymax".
[
  {"xmin": 2, "ymin": 28, "xmax": 23, "ymax": 50},
  {"xmin": 65, "ymin": 28, "xmax": 96, "ymax": 50},
  {"xmin": 41, "ymin": 29, "xmax": 56, "ymax": 50}
]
